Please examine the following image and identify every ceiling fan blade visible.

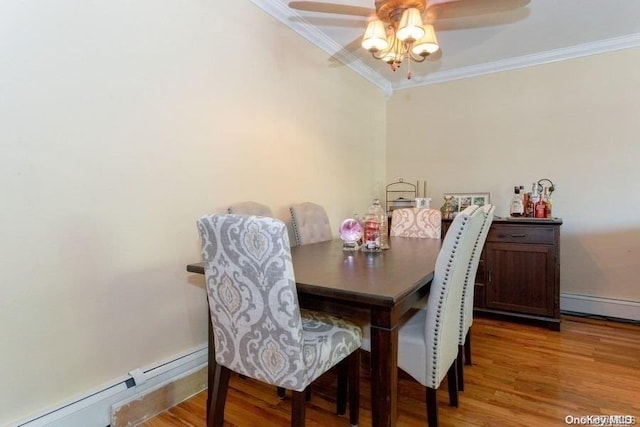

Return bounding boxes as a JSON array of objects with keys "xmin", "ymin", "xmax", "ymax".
[
  {"xmin": 289, "ymin": 16, "xmax": 366, "ymax": 27},
  {"xmin": 425, "ymin": 0, "xmax": 531, "ymax": 23},
  {"xmin": 288, "ymin": 1, "xmax": 374, "ymax": 17}
]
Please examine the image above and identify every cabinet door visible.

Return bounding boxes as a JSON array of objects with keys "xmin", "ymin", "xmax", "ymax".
[
  {"xmin": 473, "ymin": 252, "xmax": 486, "ymax": 308},
  {"xmin": 485, "ymin": 242, "xmax": 556, "ymax": 316}
]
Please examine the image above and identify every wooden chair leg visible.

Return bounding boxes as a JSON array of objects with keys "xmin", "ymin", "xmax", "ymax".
[
  {"xmin": 426, "ymin": 387, "xmax": 438, "ymax": 427},
  {"xmin": 457, "ymin": 346, "xmax": 465, "ymax": 392},
  {"xmin": 206, "ymin": 315, "xmax": 216, "ymax": 426},
  {"xmin": 208, "ymin": 364, "xmax": 231, "ymax": 427},
  {"xmin": 348, "ymin": 350, "xmax": 360, "ymax": 426},
  {"xmin": 291, "ymin": 389, "xmax": 307, "ymax": 427},
  {"xmin": 447, "ymin": 362, "xmax": 459, "ymax": 408},
  {"xmin": 277, "ymin": 387, "xmax": 286, "ymax": 400},
  {"xmin": 336, "ymin": 358, "xmax": 348, "ymax": 415},
  {"xmin": 464, "ymin": 329, "xmax": 472, "ymax": 366}
]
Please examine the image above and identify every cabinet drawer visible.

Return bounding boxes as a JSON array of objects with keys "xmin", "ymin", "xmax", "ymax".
[{"xmin": 487, "ymin": 225, "xmax": 555, "ymax": 245}]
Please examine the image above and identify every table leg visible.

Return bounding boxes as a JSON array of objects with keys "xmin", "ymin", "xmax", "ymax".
[{"xmin": 370, "ymin": 323, "xmax": 398, "ymax": 427}]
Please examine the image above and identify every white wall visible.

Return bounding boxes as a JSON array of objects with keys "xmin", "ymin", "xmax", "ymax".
[
  {"xmin": 386, "ymin": 47, "xmax": 640, "ymax": 304},
  {"xmin": 0, "ymin": 1, "xmax": 385, "ymax": 424}
]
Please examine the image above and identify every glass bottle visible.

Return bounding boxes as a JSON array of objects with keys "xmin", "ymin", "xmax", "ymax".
[
  {"xmin": 510, "ymin": 186, "xmax": 524, "ymax": 217},
  {"xmin": 523, "ymin": 192, "xmax": 533, "ymax": 217},
  {"xmin": 530, "ymin": 182, "xmax": 540, "ymax": 201},
  {"xmin": 530, "ymin": 182, "xmax": 540, "ymax": 218},
  {"xmin": 543, "ymin": 187, "xmax": 553, "ymax": 218},
  {"xmin": 534, "ymin": 189, "xmax": 547, "ymax": 218},
  {"xmin": 377, "ymin": 203, "xmax": 389, "ymax": 250},
  {"xmin": 363, "ymin": 199, "xmax": 388, "ymax": 251}
]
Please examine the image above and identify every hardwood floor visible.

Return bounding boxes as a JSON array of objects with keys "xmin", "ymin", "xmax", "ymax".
[{"xmin": 140, "ymin": 315, "xmax": 640, "ymax": 426}]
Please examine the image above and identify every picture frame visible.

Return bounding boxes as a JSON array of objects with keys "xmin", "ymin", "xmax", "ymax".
[
  {"xmin": 442, "ymin": 192, "xmax": 491, "ymax": 215},
  {"xmin": 415, "ymin": 197, "xmax": 431, "ymax": 208}
]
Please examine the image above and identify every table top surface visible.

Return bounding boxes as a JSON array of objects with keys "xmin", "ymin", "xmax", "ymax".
[{"xmin": 188, "ymin": 236, "xmax": 440, "ymax": 308}]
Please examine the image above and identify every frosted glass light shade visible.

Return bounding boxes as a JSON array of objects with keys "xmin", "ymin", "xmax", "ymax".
[
  {"xmin": 397, "ymin": 8, "xmax": 425, "ymax": 42},
  {"xmin": 362, "ymin": 20, "xmax": 388, "ymax": 52},
  {"xmin": 381, "ymin": 39, "xmax": 403, "ymax": 64},
  {"xmin": 412, "ymin": 24, "xmax": 439, "ymax": 56}
]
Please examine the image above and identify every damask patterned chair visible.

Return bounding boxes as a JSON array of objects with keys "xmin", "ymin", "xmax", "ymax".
[
  {"xmin": 289, "ymin": 202, "xmax": 333, "ymax": 246},
  {"xmin": 396, "ymin": 205, "xmax": 484, "ymax": 427},
  {"xmin": 197, "ymin": 214, "xmax": 362, "ymax": 427},
  {"xmin": 390, "ymin": 208, "xmax": 442, "ymax": 239},
  {"xmin": 457, "ymin": 204, "xmax": 495, "ymax": 391},
  {"xmin": 228, "ymin": 201, "xmax": 273, "ymax": 217}
]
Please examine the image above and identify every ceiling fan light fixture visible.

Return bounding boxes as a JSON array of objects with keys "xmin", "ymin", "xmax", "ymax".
[
  {"xmin": 396, "ymin": 8, "xmax": 425, "ymax": 42},
  {"xmin": 362, "ymin": 19, "xmax": 389, "ymax": 52},
  {"xmin": 382, "ymin": 49, "xmax": 402, "ymax": 65},
  {"xmin": 411, "ymin": 24, "xmax": 439, "ymax": 56},
  {"xmin": 379, "ymin": 35, "xmax": 403, "ymax": 70}
]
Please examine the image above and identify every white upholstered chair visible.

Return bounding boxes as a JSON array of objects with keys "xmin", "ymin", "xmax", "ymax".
[
  {"xmin": 289, "ymin": 202, "xmax": 333, "ymax": 246},
  {"xmin": 390, "ymin": 208, "xmax": 442, "ymax": 239},
  {"xmin": 197, "ymin": 214, "xmax": 362, "ymax": 427},
  {"xmin": 389, "ymin": 207, "xmax": 443, "ymax": 311},
  {"xmin": 456, "ymin": 204, "xmax": 495, "ymax": 391},
  {"xmin": 227, "ymin": 201, "xmax": 273, "ymax": 217},
  {"xmin": 396, "ymin": 205, "xmax": 484, "ymax": 427}
]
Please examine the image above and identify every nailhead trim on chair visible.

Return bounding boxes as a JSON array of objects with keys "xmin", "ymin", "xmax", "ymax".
[
  {"xmin": 458, "ymin": 206, "xmax": 495, "ymax": 345},
  {"xmin": 289, "ymin": 203, "xmax": 332, "ymax": 246},
  {"xmin": 290, "ymin": 207, "xmax": 301, "ymax": 246},
  {"xmin": 459, "ymin": 237, "xmax": 480, "ymax": 337},
  {"xmin": 430, "ymin": 215, "xmax": 469, "ymax": 381}
]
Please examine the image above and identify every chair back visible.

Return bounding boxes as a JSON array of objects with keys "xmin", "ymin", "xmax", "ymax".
[
  {"xmin": 459, "ymin": 204, "xmax": 495, "ymax": 344},
  {"xmin": 423, "ymin": 205, "xmax": 484, "ymax": 388},
  {"xmin": 289, "ymin": 202, "xmax": 332, "ymax": 246},
  {"xmin": 390, "ymin": 208, "xmax": 441, "ymax": 239},
  {"xmin": 197, "ymin": 214, "xmax": 308, "ymax": 389},
  {"xmin": 228, "ymin": 201, "xmax": 273, "ymax": 217}
]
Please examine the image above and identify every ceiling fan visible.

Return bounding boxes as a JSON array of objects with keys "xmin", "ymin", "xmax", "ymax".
[{"xmin": 288, "ymin": 0, "xmax": 530, "ymax": 79}]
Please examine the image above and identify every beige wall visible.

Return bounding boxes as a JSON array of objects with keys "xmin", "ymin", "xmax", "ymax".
[
  {"xmin": 3, "ymin": 0, "xmax": 638, "ymax": 422},
  {"xmin": 0, "ymin": 1, "xmax": 385, "ymax": 423},
  {"xmin": 387, "ymin": 47, "xmax": 640, "ymax": 303}
]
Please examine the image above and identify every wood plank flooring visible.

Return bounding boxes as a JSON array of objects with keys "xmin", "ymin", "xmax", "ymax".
[{"xmin": 140, "ymin": 315, "xmax": 640, "ymax": 426}]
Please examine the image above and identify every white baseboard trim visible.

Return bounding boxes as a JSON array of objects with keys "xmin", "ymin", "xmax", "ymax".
[
  {"xmin": 10, "ymin": 345, "xmax": 207, "ymax": 427},
  {"xmin": 560, "ymin": 293, "xmax": 640, "ymax": 321},
  {"xmin": 110, "ymin": 365, "xmax": 207, "ymax": 427}
]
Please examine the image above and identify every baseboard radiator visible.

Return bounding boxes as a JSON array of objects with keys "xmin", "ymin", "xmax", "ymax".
[
  {"xmin": 10, "ymin": 295, "xmax": 637, "ymax": 426},
  {"xmin": 560, "ymin": 293, "xmax": 640, "ymax": 322},
  {"xmin": 11, "ymin": 345, "xmax": 207, "ymax": 427}
]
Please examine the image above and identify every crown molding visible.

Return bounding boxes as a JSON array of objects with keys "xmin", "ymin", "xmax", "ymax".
[
  {"xmin": 249, "ymin": 0, "xmax": 392, "ymax": 95},
  {"xmin": 392, "ymin": 33, "xmax": 640, "ymax": 91},
  {"xmin": 250, "ymin": 1, "xmax": 640, "ymax": 97}
]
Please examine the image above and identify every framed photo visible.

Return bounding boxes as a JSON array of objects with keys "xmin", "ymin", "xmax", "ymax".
[
  {"xmin": 415, "ymin": 197, "xmax": 430, "ymax": 208},
  {"xmin": 443, "ymin": 192, "xmax": 491, "ymax": 215}
]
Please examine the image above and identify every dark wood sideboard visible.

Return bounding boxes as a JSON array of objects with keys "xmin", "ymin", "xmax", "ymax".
[{"xmin": 442, "ymin": 216, "xmax": 562, "ymax": 330}]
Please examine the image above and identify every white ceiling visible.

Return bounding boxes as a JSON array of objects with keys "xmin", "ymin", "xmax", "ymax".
[{"xmin": 251, "ymin": 0, "xmax": 640, "ymax": 95}]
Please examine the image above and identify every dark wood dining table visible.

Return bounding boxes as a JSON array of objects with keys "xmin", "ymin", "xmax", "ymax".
[{"xmin": 186, "ymin": 236, "xmax": 441, "ymax": 427}]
